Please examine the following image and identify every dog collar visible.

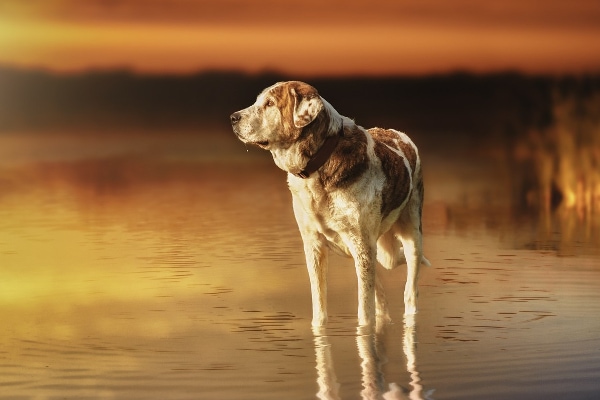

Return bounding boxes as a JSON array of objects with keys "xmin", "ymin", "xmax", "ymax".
[{"xmin": 294, "ymin": 125, "xmax": 343, "ymax": 179}]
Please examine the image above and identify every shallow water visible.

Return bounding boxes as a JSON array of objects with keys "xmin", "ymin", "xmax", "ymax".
[{"xmin": 1, "ymin": 131, "xmax": 599, "ymax": 399}]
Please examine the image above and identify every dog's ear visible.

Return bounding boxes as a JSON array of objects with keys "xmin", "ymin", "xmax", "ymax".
[{"xmin": 291, "ymin": 83, "xmax": 324, "ymax": 128}]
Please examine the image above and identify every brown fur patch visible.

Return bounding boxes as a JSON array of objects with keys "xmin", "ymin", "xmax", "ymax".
[
  {"xmin": 296, "ymin": 108, "xmax": 331, "ymax": 159},
  {"xmin": 271, "ymin": 81, "xmax": 326, "ymax": 150},
  {"xmin": 373, "ymin": 139, "xmax": 412, "ymax": 218},
  {"xmin": 369, "ymin": 128, "xmax": 417, "ymax": 173},
  {"xmin": 415, "ymin": 173, "xmax": 424, "ymax": 233},
  {"xmin": 320, "ymin": 125, "xmax": 369, "ymax": 189},
  {"xmin": 268, "ymin": 83, "xmax": 297, "ymax": 142}
]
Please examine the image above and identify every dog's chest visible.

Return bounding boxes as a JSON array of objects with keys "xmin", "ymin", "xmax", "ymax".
[
  {"xmin": 288, "ymin": 176, "xmax": 370, "ymax": 255},
  {"xmin": 289, "ymin": 178, "xmax": 333, "ymax": 225}
]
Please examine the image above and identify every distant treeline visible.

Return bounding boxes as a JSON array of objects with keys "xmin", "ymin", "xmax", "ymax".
[{"xmin": 1, "ymin": 66, "xmax": 598, "ymax": 140}]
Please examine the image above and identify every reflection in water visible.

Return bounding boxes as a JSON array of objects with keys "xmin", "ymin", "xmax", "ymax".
[
  {"xmin": 401, "ymin": 315, "xmax": 425, "ymax": 400},
  {"xmin": 313, "ymin": 327, "xmax": 341, "ymax": 400},
  {"xmin": 313, "ymin": 320, "xmax": 434, "ymax": 400},
  {"xmin": 355, "ymin": 326, "xmax": 385, "ymax": 399}
]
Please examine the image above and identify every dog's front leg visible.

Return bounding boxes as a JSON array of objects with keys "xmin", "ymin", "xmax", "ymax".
[
  {"xmin": 292, "ymin": 196, "xmax": 329, "ymax": 326},
  {"xmin": 304, "ymin": 240, "xmax": 329, "ymax": 327},
  {"xmin": 352, "ymin": 242, "xmax": 377, "ymax": 327}
]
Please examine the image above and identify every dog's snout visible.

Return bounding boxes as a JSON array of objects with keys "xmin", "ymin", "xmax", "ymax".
[{"xmin": 230, "ymin": 112, "xmax": 242, "ymax": 125}]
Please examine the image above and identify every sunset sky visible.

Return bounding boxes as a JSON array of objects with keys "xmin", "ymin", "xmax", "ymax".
[{"xmin": 1, "ymin": 0, "xmax": 600, "ymax": 76}]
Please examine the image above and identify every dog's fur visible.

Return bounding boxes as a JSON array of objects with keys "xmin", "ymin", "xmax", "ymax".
[{"xmin": 231, "ymin": 81, "xmax": 429, "ymax": 326}]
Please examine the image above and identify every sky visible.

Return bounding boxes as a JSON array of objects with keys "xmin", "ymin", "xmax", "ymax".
[{"xmin": 1, "ymin": 0, "xmax": 600, "ymax": 76}]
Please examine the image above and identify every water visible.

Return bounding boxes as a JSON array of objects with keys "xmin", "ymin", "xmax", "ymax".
[{"xmin": 1, "ymin": 131, "xmax": 599, "ymax": 399}]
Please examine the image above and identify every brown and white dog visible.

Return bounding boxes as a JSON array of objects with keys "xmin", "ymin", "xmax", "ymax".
[{"xmin": 230, "ymin": 81, "xmax": 429, "ymax": 326}]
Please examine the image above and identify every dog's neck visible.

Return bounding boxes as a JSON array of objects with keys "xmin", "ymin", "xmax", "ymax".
[{"xmin": 271, "ymin": 99, "xmax": 344, "ymax": 177}]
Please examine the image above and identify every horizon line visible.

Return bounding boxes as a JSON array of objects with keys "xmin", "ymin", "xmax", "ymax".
[{"xmin": 2, "ymin": 63, "xmax": 600, "ymax": 80}]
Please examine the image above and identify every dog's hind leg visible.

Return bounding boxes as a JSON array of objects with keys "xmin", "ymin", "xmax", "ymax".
[
  {"xmin": 398, "ymin": 221, "xmax": 422, "ymax": 315},
  {"xmin": 397, "ymin": 186, "xmax": 425, "ymax": 316},
  {"xmin": 377, "ymin": 231, "xmax": 407, "ymax": 270},
  {"xmin": 376, "ymin": 230, "xmax": 397, "ymax": 270}
]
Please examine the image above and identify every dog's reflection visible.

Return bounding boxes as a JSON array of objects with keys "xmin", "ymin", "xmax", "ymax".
[
  {"xmin": 313, "ymin": 326, "xmax": 342, "ymax": 400},
  {"xmin": 312, "ymin": 316, "xmax": 431, "ymax": 400}
]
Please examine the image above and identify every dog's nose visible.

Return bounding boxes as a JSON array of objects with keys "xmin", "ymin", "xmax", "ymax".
[{"xmin": 230, "ymin": 112, "xmax": 241, "ymax": 125}]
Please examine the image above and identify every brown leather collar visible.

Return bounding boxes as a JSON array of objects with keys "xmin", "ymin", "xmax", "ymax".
[{"xmin": 294, "ymin": 124, "xmax": 343, "ymax": 179}]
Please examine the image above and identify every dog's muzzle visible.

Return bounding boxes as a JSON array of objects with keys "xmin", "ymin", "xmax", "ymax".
[
  {"xmin": 230, "ymin": 112, "xmax": 242, "ymax": 126},
  {"xmin": 230, "ymin": 111, "xmax": 244, "ymax": 139}
]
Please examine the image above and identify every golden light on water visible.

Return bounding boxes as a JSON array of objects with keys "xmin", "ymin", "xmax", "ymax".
[
  {"xmin": 1, "ymin": 130, "xmax": 600, "ymax": 398},
  {"xmin": 0, "ymin": 156, "xmax": 297, "ymax": 344}
]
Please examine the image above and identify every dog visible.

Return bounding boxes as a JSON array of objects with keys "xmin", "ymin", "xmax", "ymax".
[{"xmin": 230, "ymin": 81, "xmax": 429, "ymax": 326}]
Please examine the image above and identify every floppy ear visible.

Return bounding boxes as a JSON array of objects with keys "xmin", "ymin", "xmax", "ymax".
[{"xmin": 291, "ymin": 84, "xmax": 324, "ymax": 128}]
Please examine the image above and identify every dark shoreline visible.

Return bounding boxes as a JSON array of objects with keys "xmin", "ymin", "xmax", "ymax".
[{"xmin": 2, "ymin": 66, "xmax": 598, "ymax": 140}]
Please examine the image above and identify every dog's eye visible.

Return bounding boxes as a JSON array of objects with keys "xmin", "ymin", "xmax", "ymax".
[{"xmin": 265, "ymin": 100, "xmax": 275, "ymax": 107}]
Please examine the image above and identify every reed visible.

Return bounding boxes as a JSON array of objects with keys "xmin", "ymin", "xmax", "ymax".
[{"xmin": 512, "ymin": 85, "xmax": 600, "ymax": 217}]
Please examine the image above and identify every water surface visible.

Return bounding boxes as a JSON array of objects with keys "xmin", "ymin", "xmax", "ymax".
[{"xmin": 1, "ymin": 131, "xmax": 599, "ymax": 399}]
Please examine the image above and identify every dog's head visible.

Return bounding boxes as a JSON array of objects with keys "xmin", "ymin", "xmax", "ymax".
[{"xmin": 230, "ymin": 81, "xmax": 324, "ymax": 150}]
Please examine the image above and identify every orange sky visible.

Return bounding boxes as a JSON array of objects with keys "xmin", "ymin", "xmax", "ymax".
[{"xmin": 1, "ymin": 0, "xmax": 600, "ymax": 76}]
